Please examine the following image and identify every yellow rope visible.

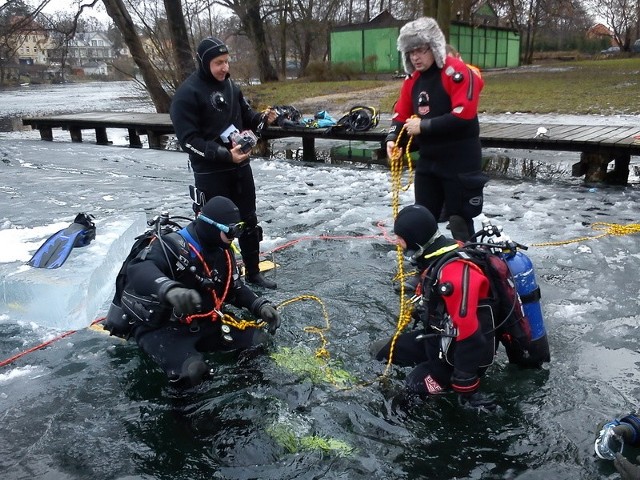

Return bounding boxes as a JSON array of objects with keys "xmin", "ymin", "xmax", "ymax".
[
  {"xmin": 388, "ymin": 123, "xmax": 415, "ymax": 215},
  {"xmin": 276, "ymin": 294, "xmax": 358, "ymax": 388},
  {"xmin": 384, "ymin": 120, "xmax": 421, "ymax": 374},
  {"xmin": 531, "ymin": 222, "xmax": 640, "ymax": 247},
  {"xmin": 278, "ymin": 294, "xmax": 331, "ymax": 360},
  {"xmin": 220, "ymin": 313, "xmax": 263, "ymax": 330}
]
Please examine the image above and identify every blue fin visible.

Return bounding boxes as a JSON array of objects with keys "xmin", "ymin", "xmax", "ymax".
[{"xmin": 28, "ymin": 213, "xmax": 96, "ymax": 269}]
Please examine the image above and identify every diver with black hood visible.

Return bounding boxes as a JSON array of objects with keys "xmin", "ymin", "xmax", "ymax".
[
  {"xmin": 170, "ymin": 37, "xmax": 278, "ymax": 289},
  {"xmin": 372, "ymin": 204, "xmax": 549, "ymax": 412},
  {"xmin": 107, "ymin": 196, "xmax": 281, "ymax": 388}
]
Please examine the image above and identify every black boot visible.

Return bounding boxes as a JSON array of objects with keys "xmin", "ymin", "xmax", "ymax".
[
  {"xmin": 245, "ymin": 271, "xmax": 277, "ymax": 289},
  {"xmin": 449, "ymin": 215, "xmax": 473, "ymax": 242},
  {"xmin": 240, "ymin": 225, "xmax": 277, "ymax": 289}
]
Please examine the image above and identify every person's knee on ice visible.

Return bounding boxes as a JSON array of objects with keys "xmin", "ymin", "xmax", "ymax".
[{"xmin": 112, "ymin": 195, "xmax": 281, "ymax": 388}]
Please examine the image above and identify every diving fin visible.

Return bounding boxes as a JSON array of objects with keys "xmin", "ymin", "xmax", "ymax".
[{"xmin": 28, "ymin": 213, "xmax": 96, "ymax": 269}]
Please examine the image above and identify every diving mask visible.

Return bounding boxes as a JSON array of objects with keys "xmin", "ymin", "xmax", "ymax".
[{"xmin": 198, "ymin": 214, "xmax": 245, "ymax": 238}]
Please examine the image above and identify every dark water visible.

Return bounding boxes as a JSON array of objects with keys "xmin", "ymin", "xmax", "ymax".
[{"xmin": 1, "ymin": 83, "xmax": 640, "ymax": 479}]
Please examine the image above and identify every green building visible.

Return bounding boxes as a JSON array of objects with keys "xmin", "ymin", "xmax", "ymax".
[{"xmin": 330, "ymin": 10, "xmax": 520, "ymax": 73}]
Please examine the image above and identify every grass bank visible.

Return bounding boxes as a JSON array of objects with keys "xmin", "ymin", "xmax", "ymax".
[{"xmin": 245, "ymin": 57, "xmax": 640, "ymax": 116}]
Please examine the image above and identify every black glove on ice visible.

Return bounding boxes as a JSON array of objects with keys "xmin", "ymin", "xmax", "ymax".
[
  {"xmin": 165, "ymin": 287, "xmax": 202, "ymax": 314},
  {"xmin": 458, "ymin": 391, "xmax": 499, "ymax": 413},
  {"xmin": 259, "ymin": 304, "xmax": 281, "ymax": 334}
]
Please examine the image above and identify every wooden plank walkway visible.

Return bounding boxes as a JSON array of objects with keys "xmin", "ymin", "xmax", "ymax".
[
  {"xmin": 22, "ymin": 112, "xmax": 640, "ymax": 183},
  {"xmin": 22, "ymin": 111, "xmax": 175, "ymax": 149}
]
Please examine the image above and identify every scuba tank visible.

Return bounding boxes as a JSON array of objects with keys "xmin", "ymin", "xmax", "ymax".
[
  {"xmin": 503, "ymin": 251, "xmax": 544, "ymax": 339},
  {"xmin": 473, "ymin": 220, "xmax": 551, "ymax": 365},
  {"xmin": 104, "ymin": 211, "xmax": 190, "ymax": 339},
  {"xmin": 503, "ymin": 250, "xmax": 550, "ymax": 363}
]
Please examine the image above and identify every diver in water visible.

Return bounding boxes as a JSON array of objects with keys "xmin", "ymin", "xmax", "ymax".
[
  {"xmin": 104, "ymin": 196, "xmax": 281, "ymax": 388},
  {"xmin": 371, "ymin": 204, "xmax": 550, "ymax": 411}
]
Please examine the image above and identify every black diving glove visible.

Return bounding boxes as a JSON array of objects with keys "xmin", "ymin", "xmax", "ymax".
[
  {"xmin": 458, "ymin": 391, "xmax": 499, "ymax": 413},
  {"xmin": 165, "ymin": 287, "xmax": 202, "ymax": 314},
  {"xmin": 259, "ymin": 304, "xmax": 281, "ymax": 334},
  {"xmin": 614, "ymin": 453, "xmax": 640, "ymax": 480}
]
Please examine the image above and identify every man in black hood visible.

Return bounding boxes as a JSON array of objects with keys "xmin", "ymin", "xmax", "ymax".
[
  {"xmin": 372, "ymin": 205, "xmax": 503, "ymax": 411},
  {"xmin": 170, "ymin": 37, "xmax": 278, "ymax": 289},
  {"xmin": 112, "ymin": 196, "xmax": 281, "ymax": 388}
]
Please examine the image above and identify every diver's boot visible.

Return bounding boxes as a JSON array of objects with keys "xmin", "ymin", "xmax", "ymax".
[
  {"xmin": 240, "ymin": 225, "xmax": 277, "ymax": 289},
  {"xmin": 246, "ymin": 271, "xmax": 277, "ymax": 289},
  {"xmin": 242, "ymin": 245, "xmax": 277, "ymax": 289},
  {"xmin": 449, "ymin": 215, "xmax": 472, "ymax": 242}
]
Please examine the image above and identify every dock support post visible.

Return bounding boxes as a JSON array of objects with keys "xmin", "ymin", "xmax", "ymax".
[
  {"xmin": 70, "ymin": 127, "xmax": 82, "ymax": 143},
  {"xmin": 128, "ymin": 128, "xmax": 143, "ymax": 148},
  {"xmin": 302, "ymin": 137, "xmax": 316, "ymax": 161},
  {"xmin": 38, "ymin": 126, "xmax": 53, "ymax": 141},
  {"xmin": 606, "ymin": 153, "xmax": 630, "ymax": 185},
  {"xmin": 147, "ymin": 131, "xmax": 162, "ymax": 149},
  {"xmin": 572, "ymin": 150, "xmax": 629, "ymax": 185},
  {"xmin": 95, "ymin": 127, "xmax": 110, "ymax": 145}
]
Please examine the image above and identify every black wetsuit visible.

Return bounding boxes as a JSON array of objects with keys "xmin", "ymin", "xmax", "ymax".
[
  {"xmin": 170, "ymin": 63, "xmax": 265, "ymax": 277},
  {"xmin": 123, "ymin": 224, "xmax": 269, "ymax": 386}
]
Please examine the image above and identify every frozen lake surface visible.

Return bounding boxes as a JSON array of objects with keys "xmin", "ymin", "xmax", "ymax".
[{"xmin": 0, "ymin": 81, "xmax": 639, "ymax": 479}]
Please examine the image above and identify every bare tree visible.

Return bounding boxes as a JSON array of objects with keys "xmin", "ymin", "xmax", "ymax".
[
  {"xmin": 163, "ymin": 0, "xmax": 193, "ymax": 84},
  {"xmin": 214, "ymin": 0, "xmax": 279, "ymax": 82},
  {"xmin": 588, "ymin": 0, "xmax": 640, "ymax": 51},
  {"xmin": 287, "ymin": 0, "xmax": 342, "ymax": 75},
  {"xmin": 101, "ymin": 0, "xmax": 171, "ymax": 111}
]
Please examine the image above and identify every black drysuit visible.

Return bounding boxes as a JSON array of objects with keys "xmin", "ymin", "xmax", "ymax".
[
  {"xmin": 170, "ymin": 58, "xmax": 266, "ymax": 277},
  {"xmin": 123, "ymin": 224, "xmax": 270, "ymax": 387}
]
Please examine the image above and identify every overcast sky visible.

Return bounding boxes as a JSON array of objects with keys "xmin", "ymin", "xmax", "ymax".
[{"xmin": 39, "ymin": 0, "xmax": 112, "ymax": 23}]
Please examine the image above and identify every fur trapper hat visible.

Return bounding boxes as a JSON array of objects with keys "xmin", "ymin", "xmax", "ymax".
[{"xmin": 397, "ymin": 17, "xmax": 446, "ymax": 73}]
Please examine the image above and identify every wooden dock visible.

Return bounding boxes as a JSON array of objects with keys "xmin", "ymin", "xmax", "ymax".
[
  {"xmin": 22, "ymin": 112, "xmax": 640, "ymax": 184},
  {"xmin": 22, "ymin": 111, "xmax": 175, "ymax": 149}
]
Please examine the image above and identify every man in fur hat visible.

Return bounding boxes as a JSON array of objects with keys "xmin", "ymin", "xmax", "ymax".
[
  {"xmin": 385, "ymin": 17, "xmax": 487, "ymax": 242},
  {"xmin": 170, "ymin": 37, "xmax": 278, "ymax": 289}
]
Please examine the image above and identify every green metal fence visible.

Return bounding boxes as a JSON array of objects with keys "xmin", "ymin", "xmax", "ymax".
[{"xmin": 330, "ymin": 21, "xmax": 520, "ymax": 72}]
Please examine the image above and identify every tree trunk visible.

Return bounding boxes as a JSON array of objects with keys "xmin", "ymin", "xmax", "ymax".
[
  {"xmin": 164, "ymin": 0, "xmax": 194, "ymax": 85},
  {"xmin": 101, "ymin": 0, "xmax": 171, "ymax": 112},
  {"xmin": 278, "ymin": 0, "xmax": 288, "ymax": 77},
  {"xmin": 242, "ymin": 0, "xmax": 279, "ymax": 82},
  {"xmin": 437, "ymin": 0, "xmax": 451, "ymax": 41}
]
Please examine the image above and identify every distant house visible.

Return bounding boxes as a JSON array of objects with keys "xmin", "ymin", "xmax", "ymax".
[
  {"xmin": 587, "ymin": 23, "xmax": 615, "ymax": 45},
  {"xmin": 67, "ymin": 32, "xmax": 115, "ymax": 66},
  {"xmin": 82, "ymin": 61, "xmax": 109, "ymax": 76},
  {"xmin": 7, "ymin": 16, "xmax": 52, "ymax": 65}
]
